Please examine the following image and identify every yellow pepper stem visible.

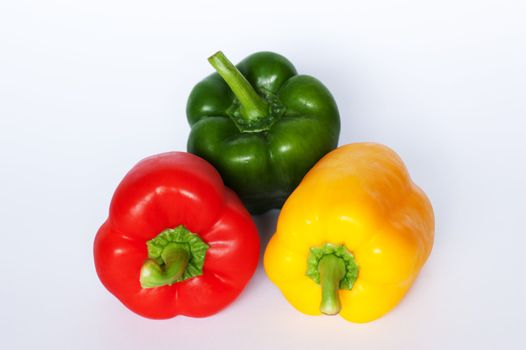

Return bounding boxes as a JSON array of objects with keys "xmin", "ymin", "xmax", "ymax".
[{"xmin": 318, "ymin": 254, "xmax": 346, "ymax": 315}]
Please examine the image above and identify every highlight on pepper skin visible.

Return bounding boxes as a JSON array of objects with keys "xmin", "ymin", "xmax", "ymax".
[{"xmin": 263, "ymin": 142, "xmax": 435, "ymax": 323}]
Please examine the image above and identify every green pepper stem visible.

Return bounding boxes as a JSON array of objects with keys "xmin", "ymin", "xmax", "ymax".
[
  {"xmin": 208, "ymin": 51, "xmax": 268, "ymax": 122},
  {"xmin": 318, "ymin": 254, "xmax": 346, "ymax": 315},
  {"xmin": 140, "ymin": 243, "xmax": 190, "ymax": 288}
]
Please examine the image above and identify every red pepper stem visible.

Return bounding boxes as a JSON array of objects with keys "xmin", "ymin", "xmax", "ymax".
[
  {"xmin": 140, "ymin": 243, "xmax": 190, "ymax": 288},
  {"xmin": 208, "ymin": 51, "xmax": 268, "ymax": 122},
  {"xmin": 318, "ymin": 254, "xmax": 346, "ymax": 315}
]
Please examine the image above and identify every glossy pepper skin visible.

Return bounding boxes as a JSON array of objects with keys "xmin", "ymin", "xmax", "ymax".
[
  {"xmin": 186, "ymin": 51, "xmax": 340, "ymax": 214},
  {"xmin": 264, "ymin": 143, "xmax": 434, "ymax": 323},
  {"xmin": 94, "ymin": 152, "xmax": 260, "ymax": 319}
]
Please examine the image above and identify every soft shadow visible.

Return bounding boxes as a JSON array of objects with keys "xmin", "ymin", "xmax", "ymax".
[{"xmin": 252, "ymin": 209, "xmax": 280, "ymax": 255}]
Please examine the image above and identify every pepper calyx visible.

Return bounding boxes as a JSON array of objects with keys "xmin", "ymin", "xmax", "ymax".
[
  {"xmin": 226, "ymin": 88, "xmax": 286, "ymax": 133},
  {"xmin": 140, "ymin": 225, "xmax": 209, "ymax": 288},
  {"xmin": 306, "ymin": 243, "xmax": 359, "ymax": 290}
]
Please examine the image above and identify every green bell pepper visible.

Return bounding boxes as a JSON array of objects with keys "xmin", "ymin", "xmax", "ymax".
[{"xmin": 186, "ymin": 51, "xmax": 340, "ymax": 214}]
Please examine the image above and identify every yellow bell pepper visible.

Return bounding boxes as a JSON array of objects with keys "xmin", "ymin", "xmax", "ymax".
[{"xmin": 264, "ymin": 143, "xmax": 434, "ymax": 323}]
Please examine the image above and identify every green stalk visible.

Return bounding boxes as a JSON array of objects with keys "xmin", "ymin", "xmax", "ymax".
[
  {"xmin": 306, "ymin": 243, "xmax": 359, "ymax": 315},
  {"xmin": 208, "ymin": 51, "xmax": 268, "ymax": 122},
  {"xmin": 140, "ymin": 243, "xmax": 190, "ymax": 288},
  {"xmin": 318, "ymin": 254, "xmax": 346, "ymax": 315}
]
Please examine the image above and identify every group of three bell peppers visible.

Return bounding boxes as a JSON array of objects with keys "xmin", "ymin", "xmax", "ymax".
[{"xmin": 94, "ymin": 51, "xmax": 434, "ymax": 323}]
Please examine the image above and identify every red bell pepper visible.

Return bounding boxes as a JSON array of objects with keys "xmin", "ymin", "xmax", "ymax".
[{"xmin": 93, "ymin": 152, "xmax": 260, "ymax": 319}]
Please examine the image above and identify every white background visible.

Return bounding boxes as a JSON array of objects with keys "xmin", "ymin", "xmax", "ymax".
[{"xmin": 1, "ymin": 0, "xmax": 525, "ymax": 349}]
